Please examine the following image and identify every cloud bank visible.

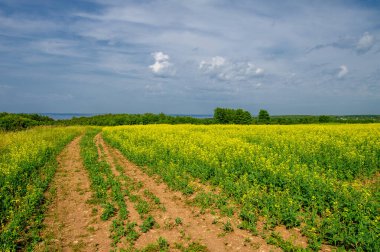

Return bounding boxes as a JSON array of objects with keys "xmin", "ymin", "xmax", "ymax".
[{"xmin": 0, "ymin": 0, "xmax": 379, "ymax": 114}]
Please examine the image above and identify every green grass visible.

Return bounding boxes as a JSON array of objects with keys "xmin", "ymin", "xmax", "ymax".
[
  {"xmin": 140, "ymin": 215, "xmax": 156, "ymax": 233},
  {"xmin": 101, "ymin": 202, "xmax": 117, "ymax": 221},
  {"xmin": 139, "ymin": 237, "xmax": 169, "ymax": 252}
]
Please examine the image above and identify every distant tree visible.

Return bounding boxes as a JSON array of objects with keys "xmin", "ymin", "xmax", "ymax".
[
  {"xmin": 214, "ymin": 107, "xmax": 229, "ymax": 124},
  {"xmin": 214, "ymin": 107, "xmax": 252, "ymax": 124},
  {"xmin": 234, "ymin": 109, "xmax": 252, "ymax": 124},
  {"xmin": 258, "ymin": 109, "xmax": 270, "ymax": 124},
  {"xmin": 319, "ymin": 115, "xmax": 331, "ymax": 123},
  {"xmin": 0, "ymin": 114, "xmax": 38, "ymax": 131}
]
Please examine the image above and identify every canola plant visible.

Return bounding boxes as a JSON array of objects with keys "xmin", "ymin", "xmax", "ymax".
[
  {"xmin": 0, "ymin": 126, "xmax": 83, "ymax": 250},
  {"xmin": 103, "ymin": 124, "xmax": 380, "ymax": 251}
]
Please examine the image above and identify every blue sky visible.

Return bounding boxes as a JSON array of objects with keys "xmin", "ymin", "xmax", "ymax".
[{"xmin": 0, "ymin": 0, "xmax": 379, "ymax": 115}]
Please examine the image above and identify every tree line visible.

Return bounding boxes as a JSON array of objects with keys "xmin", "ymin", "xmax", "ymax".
[
  {"xmin": 1, "ymin": 110, "xmax": 379, "ymax": 131},
  {"xmin": 0, "ymin": 113, "xmax": 53, "ymax": 131},
  {"xmin": 213, "ymin": 107, "xmax": 270, "ymax": 124}
]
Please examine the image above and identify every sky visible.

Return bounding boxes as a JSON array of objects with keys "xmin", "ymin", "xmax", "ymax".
[{"xmin": 0, "ymin": 0, "xmax": 379, "ymax": 115}]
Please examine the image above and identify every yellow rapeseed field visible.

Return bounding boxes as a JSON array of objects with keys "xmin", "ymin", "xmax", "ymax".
[
  {"xmin": 0, "ymin": 126, "xmax": 84, "ymax": 250},
  {"xmin": 103, "ymin": 124, "xmax": 380, "ymax": 250}
]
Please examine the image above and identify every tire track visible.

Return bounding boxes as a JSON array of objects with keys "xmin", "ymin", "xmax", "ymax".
[
  {"xmin": 98, "ymin": 134, "xmax": 278, "ymax": 252},
  {"xmin": 37, "ymin": 136, "xmax": 112, "ymax": 251}
]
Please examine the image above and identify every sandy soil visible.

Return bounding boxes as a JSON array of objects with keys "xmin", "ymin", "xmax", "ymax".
[{"xmin": 36, "ymin": 136, "xmax": 112, "ymax": 252}]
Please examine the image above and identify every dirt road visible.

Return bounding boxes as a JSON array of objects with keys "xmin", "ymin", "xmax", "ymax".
[{"xmin": 37, "ymin": 136, "xmax": 112, "ymax": 251}]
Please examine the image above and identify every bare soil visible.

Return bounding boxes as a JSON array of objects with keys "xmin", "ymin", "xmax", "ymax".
[{"xmin": 36, "ymin": 136, "xmax": 112, "ymax": 252}]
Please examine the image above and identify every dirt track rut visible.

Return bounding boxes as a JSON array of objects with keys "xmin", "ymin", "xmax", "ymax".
[{"xmin": 37, "ymin": 136, "xmax": 112, "ymax": 251}]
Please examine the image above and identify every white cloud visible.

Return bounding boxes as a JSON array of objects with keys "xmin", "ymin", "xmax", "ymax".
[
  {"xmin": 153, "ymin": 52, "xmax": 169, "ymax": 62},
  {"xmin": 337, "ymin": 65, "xmax": 348, "ymax": 78},
  {"xmin": 199, "ymin": 56, "xmax": 226, "ymax": 72},
  {"xmin": 149, "ymin": 52, "xmax": 175, "ymax": 77},
  {"xmin": 199, "ymin": 56, "xmax": 264, "ymax": 81},
  {"xmin": 356, "ymin": 32, "xmax": 375, "ymax": 52},
  {"xmin": 255, "ymin": 68, "xmax": 264, "ymax": 75}
]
